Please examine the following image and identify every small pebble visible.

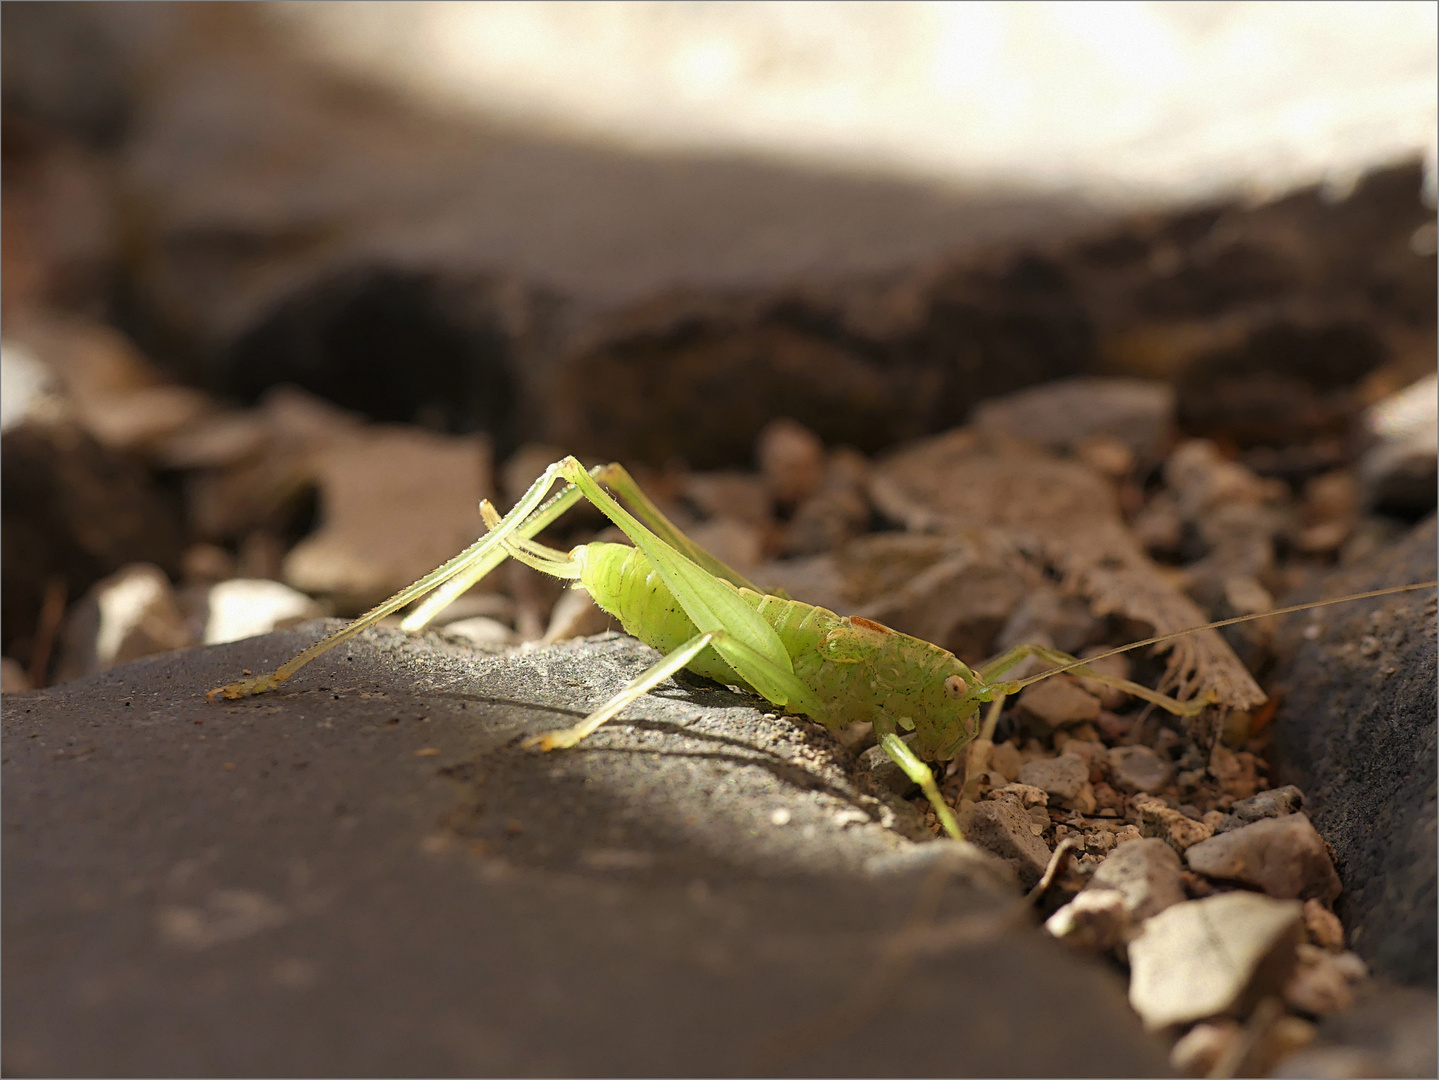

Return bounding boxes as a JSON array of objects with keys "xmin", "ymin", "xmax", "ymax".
[
  {"xmin": 1045, "ymin": 889, "xmax": 1131, "ymax": 952},
  {"xmin": 1017, "ymin": 675, "xmax": 1101, "ymax": 728},
  {"xmin": 1303, "ymin": 898, "xmax": 1345, "ymax": 949},
  {"xmin": 1108, "ymin": 744, "xmax": 1173, "ymax": 794},
  {"xmin": 988, "ymin": 740, "xmax": 1022, "ymax": 781},
  {"xmin": 1017, "ymin": 754, "xmax": 1089, "ymax": 801},
  {"xmin": 756, "ymin": 417, "xmax": 827, "ymax": 506},
  {"xmin": 1284, "ymin": 947, "xmax": 1358, "ymax": 1016},
  {"xmin": 1132, "ymin": 793, "xmax": 1214, "ymax": 852},
  {"xmin": 1208, "ymin": 743, "xmax": 1263, "ymax": 800},
  {"xmin": 1085, "ymin": 837, "xmax": 1186, "ymax": 923},
  {"xmin": 988, "ymin": 783, "xmax": 1049, "ymax": 809},
  {"xmin": 1184, "ymin": 813, "xmax": 1342, "ymax": 902},
  {"xmin": 1214, "ymin": 784, "xmax": 1305, "ymax": 833}
]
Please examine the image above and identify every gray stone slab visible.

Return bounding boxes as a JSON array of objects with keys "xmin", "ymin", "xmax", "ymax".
[
  {"xmin": 1271, "ymin": 516, "xmax": 1438, "ymax": 986},
  {"xmin": 3, "ymin": 624, "xmax": 1172, "ymax": 1076}
]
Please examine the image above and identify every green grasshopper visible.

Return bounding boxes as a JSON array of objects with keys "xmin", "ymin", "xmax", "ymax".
[{"xmin": 208, "ymin": 456, "xmax": 1436, "ymax": 838}]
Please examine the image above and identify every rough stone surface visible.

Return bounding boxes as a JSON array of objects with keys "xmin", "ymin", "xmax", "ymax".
[
  {"xmin": 1127, "ymin": 892, "xmax": 1304, "ymax": 1030},
  {"xmin": 1017, "ymin": 754, "xmax": 1089, "ymax": 802},
  {"xmin": 1271, "ymin": 515, "xmax": 1437, "ymax": 986},
  {"xmin": 1132, "ymin": 793, "xmax": 1214, "ymax": 852},
  {"xmin": 1184, "ymin": 813, "xmax": 1343, "ymax": 902},
  {"xmin": 960, "ymin": 797, "xmax": 1055, "ymax": 891},
  {"xmin": 1085, "ymin": 838, "xmax": 1185, "ymax": 924},
  {"xmin": 1107, "ymin": 744, "xmax": 1172, "ymax": 795},
  {"xmin": 1214, "ymin": 784, "xmax": 1305, "ymax": 833},
  {"xmin": 3, "ymin": 625, "xmax": 1171, "ymax": 1076}
]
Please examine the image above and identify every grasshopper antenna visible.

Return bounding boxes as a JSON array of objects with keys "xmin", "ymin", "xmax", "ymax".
[{"xmin": 1011, "ymin": 580, "xmax": 1438, "ymax": 691}]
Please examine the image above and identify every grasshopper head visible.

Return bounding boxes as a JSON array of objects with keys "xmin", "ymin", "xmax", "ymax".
[{"xmin": 905, "ymin": 658, "xmax": 994, "ymax": 763}]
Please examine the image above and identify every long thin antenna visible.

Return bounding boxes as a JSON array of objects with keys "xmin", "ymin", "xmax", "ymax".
[{"xmin": 1011, "ymin": 580, "xmax": 1438, "ymax": 691}]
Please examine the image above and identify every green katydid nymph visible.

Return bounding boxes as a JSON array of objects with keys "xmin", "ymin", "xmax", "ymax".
[{"xmin": 208, "ymin": 456, "xmax": 1436, "ymax": 839}]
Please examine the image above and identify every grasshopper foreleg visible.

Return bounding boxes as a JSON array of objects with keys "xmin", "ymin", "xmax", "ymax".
[{"xmin": 525, "ymin": 625, "xmax": 822, "ymax": 751}]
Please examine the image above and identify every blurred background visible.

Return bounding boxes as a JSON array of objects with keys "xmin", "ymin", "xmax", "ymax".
[{"xmin": 3, "ymin": 0, "xmax": 1436, "ymax": 689}]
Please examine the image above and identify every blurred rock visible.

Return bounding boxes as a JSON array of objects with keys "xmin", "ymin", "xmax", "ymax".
[
  {"xmin": 988, "ymin": 740, "xmax": 1022, "ymax": 782},
  {"xmin": 988, "ymin": 782, "xmax": 1049, "ymax": 810},
  {"xmin": 680, "ymin": 471, "xmax": 772, "ymax": 529},
  {"xmin": 1359, "ymin": 373, "xmax": 1437, "ymax": 518},
  {"xmin": 55, "ymin": 563, "xmax": 191, "ymax": 683},
  {"xmin": 282, "ymin": 426, "xmax": 491, "ymax": 611},
  {"xmin": 863, "ymin": 839, "xmax": 1019, "ymax": 899},
  {"xmin": 1184, "ymin": 814, "xmax": 1343, "ymax": 902},
  {"xmin": 1073, "ymin": 648, "xmax": 1131, "ymax": 709},
  {"xmin": 1270, "ymin": 515, "xmax": 1437, "ymax": 985},
  {"xmin": 1205, "ymin": 743, "xmax": 1263, "ymax": 801},
  {"xmin": 684, "ymin": 518, "xmax": 765, "ymax": 576},
  {"xmin": 782, "ymin": 447, "xmax": 871, "ymax": 556},
  {"xmin": 0, "ymin": 116, "xmax": 116, "ymax": 318},
  {"xmin": 1126, "ymin": 892, "xmax": 1303, "ymax": 1030},
  {"xmin": 1242, "ymin": 1011, "xmax": 1321, "ymax": 1078},
  {"xmin": 1, "ymin": 657, "xmax": 32, "ymax": 693},
  {"xmin": 180, "ymin": 542, "xmax": 237, "ymax": 586},
  {"xmin": 1305, "ymin": 899, "xmax": 1346, "ymax": 951},
  {"xmin": 1085, "ymin": 837, "xmax": 1186, "ymax": 924},
  {"xmin": 224, "ymin": 267, "xmax": 537, "ymax": 457},
  {"xmin": 972, "ymin": 376, "xmax": 1173, "ymax": 464},
  {"xmin": 442, "ymin": 617, "xmax": 516, "ymax": 650},
  {"xmin": 540, "ymin": 588, "xmax": 612, "ymax": 645},
  {"xmin": 8, "ymin": 317, "xmax": 213, "ymax": 455},
  {"xmin": 755, "ymin": 417, "xmax": 826, "ymax": 507},
  {"xmin": 1044, "ymin": 888, "xmax": 1130, "ymax": 952},
  {"xmin": 994, "ymin": 585, "xmax": 1102, "ymax": 657},
  {"xmin": 1, "ymin": 413, "xmax": 184, "ymax": 670},
  {"xmin": 1175, "ymin": 317, "xmax": 1387, "ymax": 450},
  {"xmin": 1168, "ymin": 1019, "xmax": 1241, "ymax": 1077},
  {"xmin": 198, "ymin": 579, "xmax": 323, "ymax": 646},
  {"xmin": 549, "ymin": 251, "xmax": 1092, "ymax": 468},
  {"xmin": 1107, "ymin": 745, "xmax": 1172, "ymax": 795},
  {"xmin": 1284, "ymin": 944, "xmax": 1366, "ymax": 1017},
  {"xmin": 1267, "ymin": 1044, "xmax": 1389, "ymax": 1078},
  {"xmin": 1314, "ymin": 984, "xmax": 1439, "ymax": 1079}
]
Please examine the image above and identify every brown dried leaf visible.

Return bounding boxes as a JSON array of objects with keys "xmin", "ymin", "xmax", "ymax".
[{"xmin": 870, "ymin": 429, "xmax": 1265, "ymax": 711}]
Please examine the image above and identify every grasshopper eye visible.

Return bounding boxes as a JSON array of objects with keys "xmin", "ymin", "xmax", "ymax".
[{"xmin": 944, "ymin": 674, "xmax": 967, "ymax": 699}]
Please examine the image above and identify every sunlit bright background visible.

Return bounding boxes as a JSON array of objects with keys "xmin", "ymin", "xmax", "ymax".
[{"xmin": 269, "ymin": 0, "xmax": 1438, "ymax": 204}]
